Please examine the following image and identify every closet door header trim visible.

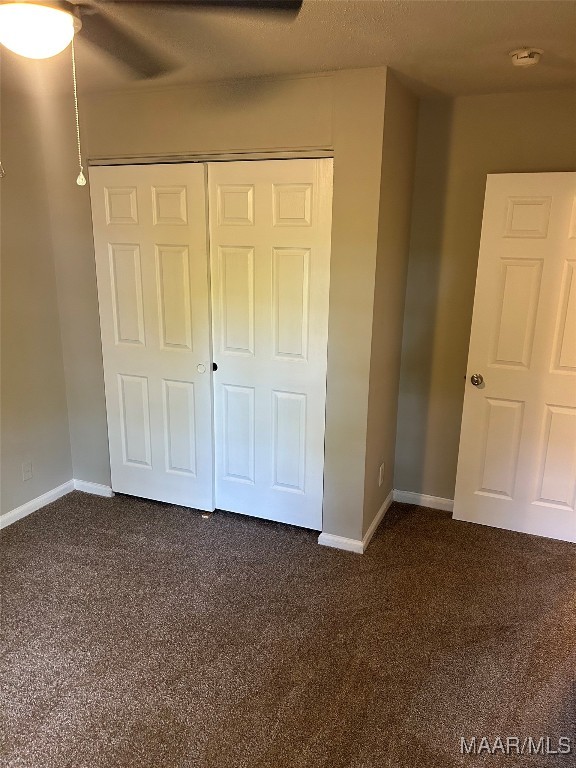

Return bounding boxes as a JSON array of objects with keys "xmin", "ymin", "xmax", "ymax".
[{"xmin": 89, "ymin": 149, "xmax": 334, "ymax": 167}]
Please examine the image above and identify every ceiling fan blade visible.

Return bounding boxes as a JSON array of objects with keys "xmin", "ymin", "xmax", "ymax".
[
  {"xmin": 80, "ymin": 11, "xmax": 176, "ymax": 78},
  {"xmin": 95, "ymin": 0, "xmax": 303, "ymax": 16}
]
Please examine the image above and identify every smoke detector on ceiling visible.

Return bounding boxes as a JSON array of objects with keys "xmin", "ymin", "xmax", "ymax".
[{"xmin": 509, "ymin": 48, "xmax": 543, "ymax": 67}]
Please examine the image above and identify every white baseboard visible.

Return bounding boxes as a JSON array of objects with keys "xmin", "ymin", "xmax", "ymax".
[
  {"xmin": 393, "ymin": 489, "xmax": 454, "ymax": 512},
  {"xmin": 318, "ymin": 489, "xmax": 453, "ymax": 553},
  {"xmin": 0, "ymin": 478, "xmax": 114, "ymax": 530},
  {"xmin": 362, "ymin": 489, "xmax": 393, "ymax": 550},
  {"xmin": 317, "ymin": 532, "xmax": 364, "ymax": 555},
  {"xmin": 0, "ymin": 481, "xmax": 74, "ymax": 529},
  {"xmin": 318, "ymin": 489, "xmax": 393, "ymax": 555},
  {"xmin": 73, "ymin": 479, "xmax": 114, "ymax": 497}
]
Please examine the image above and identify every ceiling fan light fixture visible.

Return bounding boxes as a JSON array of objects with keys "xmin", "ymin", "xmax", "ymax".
[{"xmin": 0, "ymin": 2, "xmax": 81, "ymax": 59}]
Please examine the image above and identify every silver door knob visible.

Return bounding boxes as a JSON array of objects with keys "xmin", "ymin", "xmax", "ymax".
[{"xmin": 470, "ymin": 373, "xmax": 484, "ymax": 386}]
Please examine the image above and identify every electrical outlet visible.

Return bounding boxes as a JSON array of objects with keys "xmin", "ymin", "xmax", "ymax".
[
  {"xmin": 22, "ymin": 460, "xmax": 33, "ymax": 482},
  {"xmin": 378, "ymin": 461, "xmax": 385, "ymax": 487}
]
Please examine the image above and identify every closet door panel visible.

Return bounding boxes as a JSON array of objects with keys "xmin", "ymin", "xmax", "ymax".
[
  {"xmin": 90, "ymin": 163, "xmax": 214, "ymax": 510},
  {"xmin": 209, "ymin": 159, "xmax": 333, "ymax": 530}
]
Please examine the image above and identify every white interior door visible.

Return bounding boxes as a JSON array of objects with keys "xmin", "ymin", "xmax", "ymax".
[
  {"xmin": 208, "ymin": 159, "xmax": 333, "ymax": 530},
  {"xmin": 454, "ymin": 172, "xmax": 576, "ymax": 543},
  {"xmin": 90, "ymin": 164, "xmax": 214, "ymax": 510}
]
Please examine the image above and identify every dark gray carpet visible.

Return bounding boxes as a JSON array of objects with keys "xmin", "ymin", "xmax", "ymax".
[{"xmin": 1, "ymin": 492, "xmax": 575, "ymax": 768}]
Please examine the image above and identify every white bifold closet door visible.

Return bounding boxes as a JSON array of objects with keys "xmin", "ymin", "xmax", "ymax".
[
  {"xmin": 90, "ymin": 164, "xmax": 214, "ymax": 510},
  {"xmin": 90, "ymin": 159, "xmax": 333, "ymax": 530},
  {"xmin": 208, "ymin": 160, "xmax": 333, "ymax": 530}
]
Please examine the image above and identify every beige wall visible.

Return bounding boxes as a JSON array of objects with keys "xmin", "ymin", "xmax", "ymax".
[
  {"xmin": 0, "ymin": 78, "xmax": 72, "ymax": 514},
  {"xmin": 84, "ymin": 75, "xmax": 333, "ymax": 160},
  {"xmin": 395, "ymin": 88, "xmax": 576, "ymax": 500},
  {"xmin": 322, "ymin": 69, "xmax": 388, "ymax": 540},
  {"xmin": 363, "ymin": 72, "xmax": 418, "ymax": 535},
  {"xmin": 34, "ymin": 74, "xmax": 113, "ymax": 491},
  {"xmin": 45, "ymin": 68, "xmax": 390, "ymax": 540}
]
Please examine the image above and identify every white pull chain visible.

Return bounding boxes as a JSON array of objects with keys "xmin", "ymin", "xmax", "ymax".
[{"xmin": 72, "ymin": 39, "xmax": 86, "ymax": 186}]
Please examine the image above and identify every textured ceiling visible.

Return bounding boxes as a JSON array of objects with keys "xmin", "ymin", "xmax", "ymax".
[{"xmin": 2, "ymin": 0, "xmax": 576, "ymax": 96}]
